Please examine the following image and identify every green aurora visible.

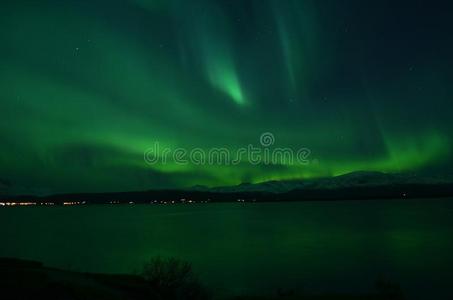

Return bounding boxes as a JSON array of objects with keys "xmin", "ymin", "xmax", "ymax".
[{"xmin": 0, "ymin": 0, "xmax": 452, "ymax": 194}]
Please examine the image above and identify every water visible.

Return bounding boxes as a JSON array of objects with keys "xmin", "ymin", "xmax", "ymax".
[{"xmin": 1, "ymin": 199, "xmax": 452, "ymax": 299}]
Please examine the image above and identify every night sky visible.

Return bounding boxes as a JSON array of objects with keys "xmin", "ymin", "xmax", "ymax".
[{"xmin": 1, "ymin": 0, "xmax": 452, "ymax": 195}]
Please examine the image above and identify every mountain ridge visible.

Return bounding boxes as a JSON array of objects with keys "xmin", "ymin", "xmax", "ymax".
[
  {"xmin": 2, "ymin": 171, "xmax": 453, "ymax": 204},
  {"xmin": 186, "ymin": 171, "xmax": 453, "ymax": 194}
]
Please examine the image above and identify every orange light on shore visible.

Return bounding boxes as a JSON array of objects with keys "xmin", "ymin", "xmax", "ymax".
[
  {"xmin": 63, "ymin": 201, "xmax": 81, "ymax": 206},
  {"xmin": 0, "ymin": 202, "xmax": 37, "ymax": 206}
]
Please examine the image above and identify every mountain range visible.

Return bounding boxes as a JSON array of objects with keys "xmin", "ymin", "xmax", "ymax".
[{"xmin": 2, "ymin": 171, "xmax": 453, "ymax": 204}]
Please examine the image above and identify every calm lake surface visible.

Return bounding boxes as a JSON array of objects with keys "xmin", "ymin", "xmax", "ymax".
[{"xmin": 1, "ymin": 199, "xmax": 453, "ymax": 299}]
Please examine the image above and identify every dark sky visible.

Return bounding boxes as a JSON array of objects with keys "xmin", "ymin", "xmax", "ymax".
[{"xmin": 1, "ymin": 0, "xmax": 452, "ymax": 195}]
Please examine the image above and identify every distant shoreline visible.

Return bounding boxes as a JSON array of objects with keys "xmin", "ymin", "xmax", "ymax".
[{"xmin": 2, "ymin": 183, "xmax": 453, "ymax": 206}]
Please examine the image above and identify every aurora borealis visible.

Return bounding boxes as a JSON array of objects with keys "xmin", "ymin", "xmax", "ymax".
[{"xmin": 1, "ymin": 0, "xmax": 452, "ymax": 194}]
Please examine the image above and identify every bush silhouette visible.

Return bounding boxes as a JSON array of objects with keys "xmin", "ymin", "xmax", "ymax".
[{"xmin": 141, "ymin": 257, "xmax": 210, "ymax": 300}]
